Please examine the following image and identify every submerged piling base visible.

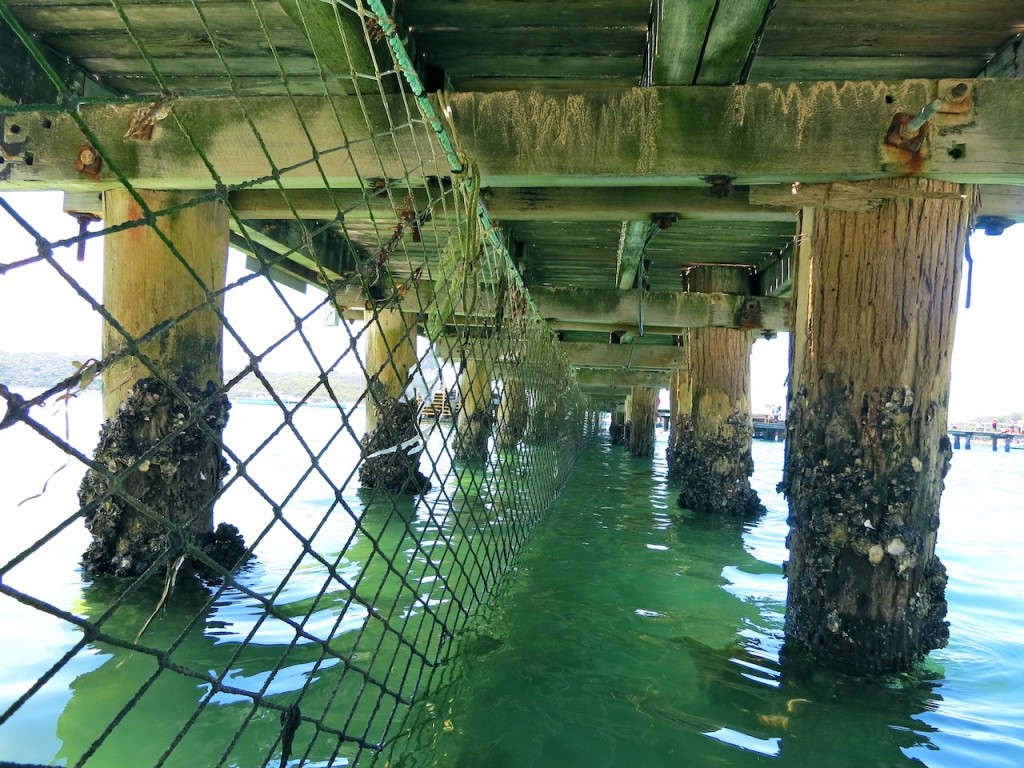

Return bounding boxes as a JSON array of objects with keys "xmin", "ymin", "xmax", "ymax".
[
  {"xmin": 783, "ymin": 382, "xmax": 951, "ymax": 673},
  {"xmin": 359, "ymin": 392, "xmax": 431, "ymax": 494},
  {"xmin": 79, "ymin": 376, "xmax": 243, "ymax": 579},
  {"xmin": 675, "ymin": 411, "xmax": 763, "ymax": 517}
]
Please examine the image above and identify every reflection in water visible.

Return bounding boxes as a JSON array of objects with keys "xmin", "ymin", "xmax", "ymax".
[
  {"xmin": 54, "ymin": 492, "xmax": 437, "ymax": 768},
  {"xmin": 384, "ymin": 437, "xmax": 954, "ymax": 768}
]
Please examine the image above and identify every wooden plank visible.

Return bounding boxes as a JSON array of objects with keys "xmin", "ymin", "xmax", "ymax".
[
  {"xmin": 576, "ymin": 368, "xmax": 671, "ymax": 386},
  {"xmin": 653, "ymin": 0, "xmax": 717, "ymax": 85},
  {"xmin": 10, "ymin": 3, "xmax": 293, "ymax": 33},
  {"xmin": 0, "ymin": 14, "xmax": 119, "ymax": 105},
  {"xmin": 425, "ymin": 54, "xmax": 644, "ymax": 80},
  {"xmin": 696, "ymin": 0, "xmax": 773, "ymax": 85},
  {"xmin": 748, "ymin": 55, "xmax": 987, "ymax": 82},
  {"xmin": 562, "ymin": 343, "xmax": 684, "ymax": 370},
  {"xmin": 613, "ymin": 226, "xmax": 651, "ymax": 296},
  {"xmin": 757, "ymin": 27, "xmax": 1016, "ymax": 58},
  {"xmin": 415, "ymin": 26, "xmax": 646, "ymax": 57},
  {"xmin": 531, "ymin": 286, "xmax": 789, "ymax": 330},
  {"xmin": 399, "ymin": 0, "xmax": 651, "ymax": 28},
  {"xmin": 442, "ymin": 81, "xmax": 1024, "ymax": 186},
  {"xmin": 0, "ymin": 94, "xmax": 445, "ymax": 190},
  {"xmin": 754, "ymin": 0, "xmax": 1023, "ymax": 27}
]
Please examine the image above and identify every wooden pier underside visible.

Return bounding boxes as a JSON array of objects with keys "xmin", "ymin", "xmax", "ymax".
[{"xmin": 2, "ymin": 0, "xmax": 1023, "ymax": 389}]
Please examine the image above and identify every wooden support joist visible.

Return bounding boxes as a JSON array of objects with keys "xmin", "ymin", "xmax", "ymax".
[
  {"xmin": 7, "ymin": 81, "xmax": 1024, "ymax": 192},
  {"xmin": 230, "ymin": 219, "xmax": 358, "ymax": 285},
  {"xmin": 655, "ymin": 0, "xmax": 773, "ymax": 86},
  {"xmin": 441, "ymin": 81, "xmax": 1024, "ymax": 187},
  {"xmin": 0, "ymin": 94, "xmax": 443, "ymax": 189},
  {"xmin": 431, "ymin": 336, "xmax": 682, "ymax": 371},
  {"xmin": 531, "ymin": 286, "xmax": 789, "ymax": 331},
  {"xmin": 615, "ymin": 220, "xmax": 650, "ymax": 290},
  {"xmin": 561, "ymin": 342, "xmax": 685, "ymax": 370},
  {"xmin": 576, "ymin": 368, "xmax": 670, "ymax": 388},
  {"xmin": 0, "ymin": 15, "xmax": 116, "ymax": 105},
  {"xmin": 229, "ymin": 185, "xmax": 795, "ymax": 222}
]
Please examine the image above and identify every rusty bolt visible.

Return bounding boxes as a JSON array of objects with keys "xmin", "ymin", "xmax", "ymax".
[{"xmin": 74, "ymin": 144, "xmax": 102, "ymax": 177}]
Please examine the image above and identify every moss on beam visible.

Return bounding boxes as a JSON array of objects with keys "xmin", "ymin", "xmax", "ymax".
[{"xmin": 6, "ymin": 81, "xmax": 1024, "ymax": 191}]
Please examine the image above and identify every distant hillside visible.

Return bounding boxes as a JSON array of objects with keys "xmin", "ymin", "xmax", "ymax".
[{"xmin": 0, "ymin": 351, "xmax": 365, "ymax": 403}]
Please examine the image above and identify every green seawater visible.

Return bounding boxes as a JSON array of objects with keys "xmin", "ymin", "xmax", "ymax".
[
  {"xmin": 2, "ymin": 397, "xmax": 1023, "ymax": 767},
  {"xmin": 387, "ymin": 434, "xmax": 1024, "ymax": 768}
]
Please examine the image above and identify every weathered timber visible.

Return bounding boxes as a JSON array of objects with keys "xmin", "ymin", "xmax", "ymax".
[
  {"xmin": 231, "ymin": 186, "xmax": 796, "ymax": 222},
  {"xmin": 496, "ymin": 378, "xmax": 527, "ymax": 450},
  {"xmin": 531, "ymin": 286, "xmax": 789, "ymax": 331},
  {"xmin": 441, "ymin": 81, "xmax": 1024, "ymax": 186},
  {"xmin": 677, "ymin": 268, "xmax": 763, "ymax": 517},
  {"xmin": 455, "ymin": 358, "xmax": 492, "ymax": 464},
  {"xmin": 610, "ymin": 404, "xmax": 627, "ymax": 446},
  {"xmin": 363, "ymin": 309, "xmax": 418, "ymax": 433},
  {"xmin": 337, "ymin": 282, "xmax": 788, "ymax": 333},
  {"xmin": 666, "ymin": 363, "xmax": 694, "ymax": 477},
  {"xmin": 8, "ymin": 82, "xmax": 1024, "ymax": 190},
  {"xmin": 616, "ymin": 220, "xmax": 650, "ymax": 290},
  {"xmin": 80, "ymin": 189, "xmax": 242, "ymax": 579},
  {"xmin": 359, "ymin": 309, "xmax": 429, "ymax": 494},
  {"xmin": 575, "ymin": 368, "xmax": 670, "ymax": 389},
  {"xmin": 627, "ymin": 386, "xmax": 657, "ymax": 458},
  {"xmin": 562, "ymin": 343, "xmax": 684, "ymax": 371},
  {"xmin": 0, "ymin": 95, "xmax": 443, "ymax": 190},
  {"xmin": 99, "ymin": 190, "xmax": 228, "ymax": 418},
  {"xmin": 694, "ymin": 0, "xmax": 774, "ymax": 85},
  {"xmin": 782, "ymin": 179, "xmax": 975, "ymax": 674}
]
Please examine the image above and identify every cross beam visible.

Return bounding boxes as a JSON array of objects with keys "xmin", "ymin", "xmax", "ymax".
[{"xmin": 4, "ymin": 81, "xmax": 1024, "ymax": 193}]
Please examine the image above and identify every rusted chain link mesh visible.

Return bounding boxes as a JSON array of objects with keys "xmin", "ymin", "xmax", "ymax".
[{"xmin": 0, "ymin": 2, "xmax": 595, "ymax": 765}]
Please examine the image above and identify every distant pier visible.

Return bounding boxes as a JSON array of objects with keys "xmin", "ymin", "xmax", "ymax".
[
  {"xmin": 948, "ymin": 429, "xmax": 1020, "ymax": 452},
  {"xmin": 657, "ymin": 410, "xmax": 785, "ymax": 442}
]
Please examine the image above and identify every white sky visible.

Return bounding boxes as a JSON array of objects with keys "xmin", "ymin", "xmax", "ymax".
[{"xmin": 1, "ymin": 190, "xmax": 1022, "ymax": 421}]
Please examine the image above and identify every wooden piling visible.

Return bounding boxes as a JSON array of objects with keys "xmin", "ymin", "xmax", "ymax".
[
  {"xmin": 627, "ymin": 386, "xmax": 657, "ymax": 457},
  {"xmin": 666, "ymin": 355, "xmax": 693, "ymax": 475},
  {"xmin": 359, "ymin": 308, "xmax": 429, "ymax": 493},
  {"xmin": 610, "ymin": 403, "xmax": 626, "ymax": 445},
  {"xmin": 455, "ymin": 358, "xmax": 493, "ymax": 463},
  {"xmin": 496, "ymin": 378, "xmax": 528, "ymax": 450},
  {"xmin": 364, "ymin": 309, "xmax": 418, "ymax": 434},
  {"xmin": 782, "ymin": 182, "xmax": 975, "ymax": 674},
  {"xmin": 79, "ymin": 189, "xmax": 242, "ymax": 578},
  {"xmin": 676, "ymin": 267, "xmax": 762, "ymax": 516}
]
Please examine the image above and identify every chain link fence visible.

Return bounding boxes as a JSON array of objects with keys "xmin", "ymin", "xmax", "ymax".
[{"xmin": 0, "ymin": 2, "xmax": 595, "ymax": 765}]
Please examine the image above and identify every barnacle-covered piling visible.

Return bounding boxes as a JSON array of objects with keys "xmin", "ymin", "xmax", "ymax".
[
  {"xmin": 360, "ymin": 310, "xmax": 429, "ymax": 493},
  {"xmin": 627, "ymin": 386, "xmax": 656, "ymax": 457},
  {"xmin": 82, "ymin": 190, "xmax": 242, "ymax": 578},
  {"xmin": 454, "ymin": 359, "xmax": 493, "ymax": 463},
  {"xmin": 783, "ymin": 183, "xmax": 975, "ymax": 674},
  {"xmin": 676, "ymin": 268, "xmax": 763, "ymax": 517}
]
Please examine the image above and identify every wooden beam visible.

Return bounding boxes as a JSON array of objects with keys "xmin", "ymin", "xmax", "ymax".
[
  {"xmin": 531, "ymin": 286, "xmax": 789, "ymax": 331},
  {"xmin": 576, "ymin": 368, "xmax": 670, "ymax": 388},
  {"xmin": 562, "ymin": 342, "xmax": 685, "ymax": 370},
  {"xmin": 0, "ymin": 14, "xmax": 116, "ymax": 105},
  {"xmin": 444, "ymin": 81, "xmax": 1024, "ymax": 186},
  {"xmin": 654, "ymin": 0, "xmax": 717, "ymax": 85},
  {"xmin": 694, "ymin": 0, "xmax": 774, "ymax": 85},
  {"xmin": 8, "ymin": 81, "xmax": 1024, "ymax": 191},
  {"xmin": 230, "ymin": 185, "xmax": 796, "ymax": 222},
  {"xmin": 0, "ymin": 94, "xmax": 443, "ymax": 189},
  {"xmin": 615, "ymin": 219, "xmax": 650, "ymax": 290}
]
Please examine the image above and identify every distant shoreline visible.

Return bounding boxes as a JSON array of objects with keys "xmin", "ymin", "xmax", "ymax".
[{"xmin": 0, "ymin": 350, "xmax": 366, "ymax": 404}]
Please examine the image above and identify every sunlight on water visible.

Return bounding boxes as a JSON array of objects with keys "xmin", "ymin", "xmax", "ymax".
[
  {"xmin": 3, "ymin": 401, "xmax": 1024, "ymax": 767},
  {"xmin": 387, "ymin": 428, "xmax": 1024, "ymax": 768}
]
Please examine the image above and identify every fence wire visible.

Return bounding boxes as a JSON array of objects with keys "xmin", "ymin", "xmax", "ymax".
[{"xmin": 0, "ymin": 2, "xmax": 596, "ymax": 765}]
